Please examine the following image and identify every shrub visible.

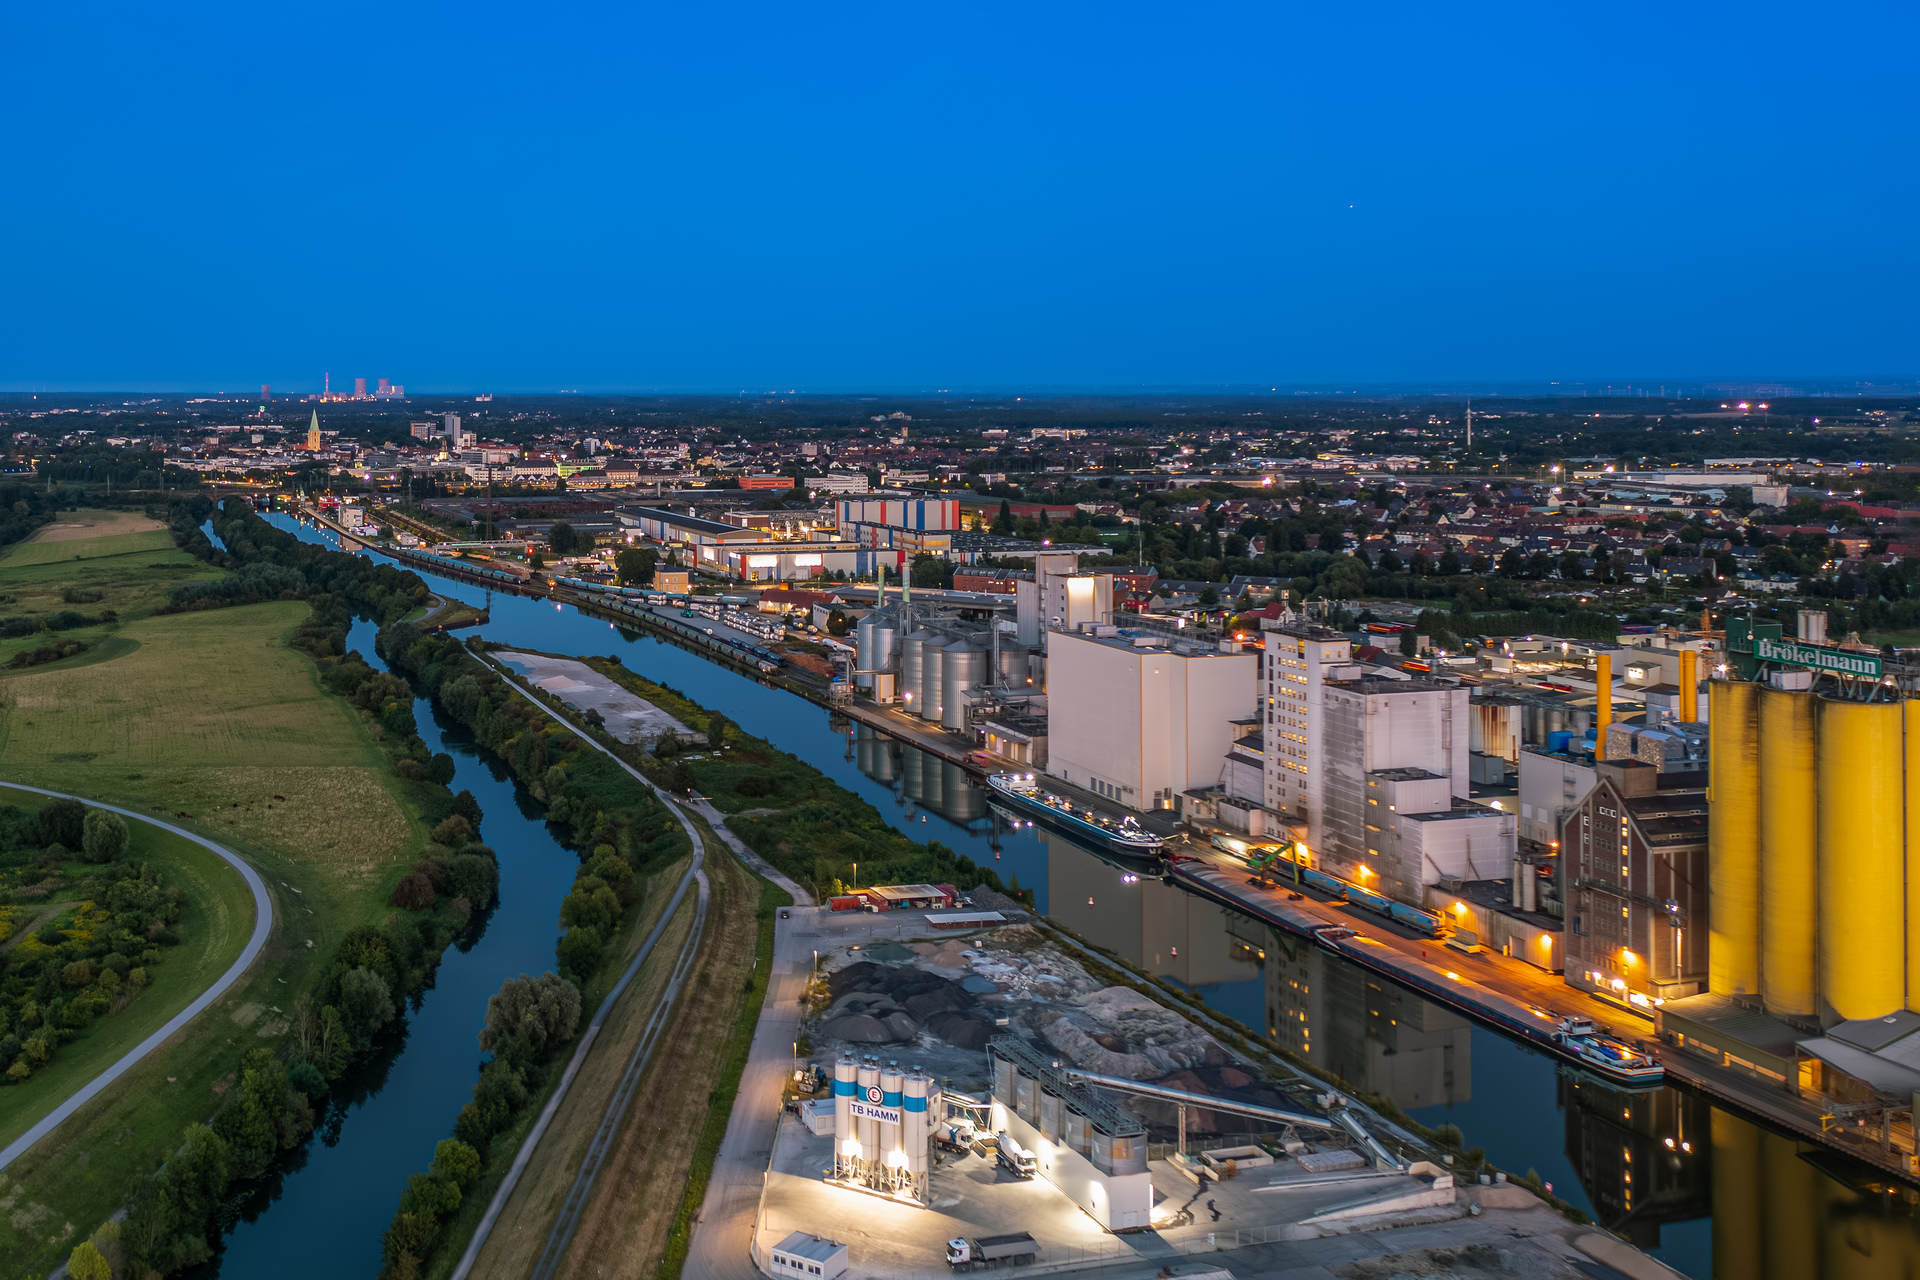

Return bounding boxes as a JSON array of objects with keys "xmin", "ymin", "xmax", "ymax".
[
  {"xmin": 81, "ymin": 809, "xmax": 129, "ymax": 864},
  {"xmin": 389, "ymin": 873, "xmax": 436, "ymax": 911}
]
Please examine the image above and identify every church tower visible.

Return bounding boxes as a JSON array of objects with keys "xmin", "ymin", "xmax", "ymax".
[{"xmin": 307, "ymin": 410, "xmax": 322, "ymax": 452}]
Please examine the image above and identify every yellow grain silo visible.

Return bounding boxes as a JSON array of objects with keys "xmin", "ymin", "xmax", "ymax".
[
  {"xmin": 1909, "ymin": 699, "xmax": 1920, "ymax": 1014},
  {"xmin": 1760, "ymin": 1130, "xmax": 1819, "ymax": 1280},
  {"xmin": 1709, "ymin": 679, "xmax": 1761, "ymax": 997},
  {"xmin": 1816, "ymin": 697, "xmax": 1906, "ymax": 1022},
  {"xmin": 1757, "ymin": 687, "xmax": 1817, "ymax": 1019}
]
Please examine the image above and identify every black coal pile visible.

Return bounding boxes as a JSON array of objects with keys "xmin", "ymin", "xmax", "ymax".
[{"xmin": 820, "ymin": 961, "xmax": 998, "ymax": 1049}]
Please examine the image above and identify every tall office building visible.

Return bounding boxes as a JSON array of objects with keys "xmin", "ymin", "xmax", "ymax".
[{"xmin": 354, "ymin": 377, "xmax": 367, "ymax": 397}]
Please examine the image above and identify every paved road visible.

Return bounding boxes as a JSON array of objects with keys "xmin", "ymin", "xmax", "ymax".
[{"xmin": 0, "ymin": 783, "xmax": 273, "ymax": 1173}]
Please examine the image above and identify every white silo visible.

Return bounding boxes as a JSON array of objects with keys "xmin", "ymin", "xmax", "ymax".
[
  {"xmin": 879, "ymin": 1060, "xmax": 906, "ymax": 1190},
  {"xmin": 904, "ymin": 1067, "xmax": 932, "ymax": 1198},
  {"xmin": 833, "ymin": 1053, "xmax": 858, "ymax": 1180},
  {"xmin": 856, "ymin": 1057, "xmax": 880, "ymax": 1178},
  {"xmin": 900, "ymin": 634, "xmax": 925, "ymax": 717}
]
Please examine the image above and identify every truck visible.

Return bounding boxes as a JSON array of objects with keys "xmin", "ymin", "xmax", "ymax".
[
  {"xmin": 946, "ymin": 1233, "xmax": 1038, "ymax": 1271},
  {"xmin": 995, "ymin": 1132, "xmax": 1037, "ymax": 1179},
  {"xmin": 933, "ymin": 1117, "xmax": 977, "ymax": 1154}
]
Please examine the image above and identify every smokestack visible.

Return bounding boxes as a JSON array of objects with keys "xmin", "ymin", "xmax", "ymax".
[
  {"xmin": 260, "ymin": 384, "xmax": 270, "ymax": 401},
  {"xmin": 1680, "ymin": 649, "xmax": 1698, "ymax": 723},
  {"xmin": 1595, "ymin": 653, "xmax": 1612, "ymax": 761}
]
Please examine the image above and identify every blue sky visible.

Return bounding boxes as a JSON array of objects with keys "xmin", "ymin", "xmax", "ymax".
[{"xmin": 2, "ymin": 2, "xmax": 1913, "ymax": 391}]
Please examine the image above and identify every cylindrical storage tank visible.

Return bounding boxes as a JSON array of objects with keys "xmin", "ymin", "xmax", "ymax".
[
  {"xmin": 900, "ymin": 635, "xmax": 925, "ymax": 716},
  {"xmin": 1909, "ymin": 699, "xmax": 1920, "ymax": 1014},
  {"xmin": 855, "ymin": 615, "xmax": 877, "ymax": 689},
  {"xmin": 856, "ymin": 1057, "xmax": 880, "ymax": 1171},
  {"xmin": 1708, "ymin": 679, "xmax": 1761, "ymax": 998},
  {"xmin": 1816, "ymin": 696, "xmax": 1906, "ymax": 1022},
  {"xmin": 871, "ymin": 623, "xmax": 897, "ymax": 682},
  {"xmin": 919, "ymin": 643, "xmax": 945, "ymax": 721},
  {"xmin": 904, "ymin": 1069, "xmax": 931, "ymax": 1187},
  {"xmin": 872, "ymin": 738, "xmax": 898, "ymax": 784},
  {"xmin": 879, "ymin": 1061, "xmax": 906, "ymax": 1176},
  {"xmin": 942, "ymin": 643, "xmax": 981, "ymax": 731},
  {"xmin": 998, "ymin": 644, "xmax": 1025, "ymax": 687},
  {"xmin": 1757, "ymin": 687, "xmax": 1818, "ymax": 1019},
  {"xmin": 834, "ymin": 1054, "xmax": 858, "ymax": 1168}
]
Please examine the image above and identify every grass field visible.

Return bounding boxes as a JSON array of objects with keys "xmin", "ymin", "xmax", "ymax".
[
  {"xmin": 0, "ymin": 789, "xmax": 257, "ymax": 1155},
  {"xmin": 0, "ymin": 520, "xmax": 436, "ymax": 1273},
  {"xmin": 2, "ymin": 529, "xmax": 177, "ymax": 567}
]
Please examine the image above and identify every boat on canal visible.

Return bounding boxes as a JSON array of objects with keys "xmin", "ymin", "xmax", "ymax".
[{"xmin": 985, "ymin": 773, "xmax": 1164, "ymax": 857}]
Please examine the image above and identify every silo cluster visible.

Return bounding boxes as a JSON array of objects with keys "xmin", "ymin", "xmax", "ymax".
[
  {"xmin": 854, "ymin": 615, "xmax": 897, "ymax": 698},
  {"xmin": 829, "ymin": 1051, "xmax": 932, "ymax": 1200},
  {"xmin": 1709, "ymin": 678, "xmax": 1917, "ymax": 1023}
]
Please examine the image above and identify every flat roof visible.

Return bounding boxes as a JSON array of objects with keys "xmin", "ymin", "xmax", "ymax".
[
  {"xmin": 865, "ymin": 883, "xmax": 951, "ymax": 901},
  {"xmin": 773, "ymin": 1233, "xmax": 847, "ymax": 1262},
  {"xmin": 619, "ymin": 505, "xmax": 743, "ymax": 535}
]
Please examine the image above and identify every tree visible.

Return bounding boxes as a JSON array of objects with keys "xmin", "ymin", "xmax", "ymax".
[
  {"xmin": 1400, "ymin": 628, "xmax": 1418, "ymax": 657},
  {"xmin": 992, "ymin": 500, "xmax": 1014, "ymax": 535},
  {"xmin": 37, "ymin": 797, "xmax": 85, "ymax": 849},
  {"xmin": 1437, "ymin": 550, "xmax": 1462, "ymax": 576},
  {"xmin": 81, "ymin": 809, "xmax": 128, "ymax": 864},
  {"xmin": 616, "ymin": 546, "xmax": 658, "ymax": 586},
  {"xmin": 337, "ymin": 967, "xmax": 396, "ymax": 1050},
  {"xmin": 825, "ymin": 608, "xmax": 849, "ymax": 637},
  {"xmin": 548, "ymin": 521, "xmax": 578, "ymax": 555},
  {"xmin": 67, "ymin": 1241, "xmax": 111, "ymax": 1280}
]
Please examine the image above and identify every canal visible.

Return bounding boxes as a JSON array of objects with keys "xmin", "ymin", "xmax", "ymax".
[{"xmin": 239, "ymin": 513, "xmax": 1920, "ymax": 1279}]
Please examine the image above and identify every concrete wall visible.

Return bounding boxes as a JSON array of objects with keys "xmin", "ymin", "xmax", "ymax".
[
  {"xmin": 992, "ymin": 1103, "xmax": 1153, "ymax": 1231},
  {"xmin": 1518, "ymin": 748, "xmax": 1597, "ymax": 847}
]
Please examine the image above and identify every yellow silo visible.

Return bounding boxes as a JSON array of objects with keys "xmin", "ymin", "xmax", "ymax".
[
  {"xmin": 1908, "ymin": 699, "xmax": 1920, "ymax": 1014},
  {"xmin": 1816, "ymin": 697, "xmax": 1906, "ymax": 1022},
  {"xmin": 1757, "ymin": 687, "xmax": 1817, "ymax": 1019},
  {"xmin": 1708, "ymin": 679, "xmax": 1761, "ymax": 997},
  {"xmin": 1760, "ymin": 1130, "xmax": 1819, "ymax": 1280}
]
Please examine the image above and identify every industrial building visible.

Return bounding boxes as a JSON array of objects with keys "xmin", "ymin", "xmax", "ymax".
[
  {"xmin": 987, "ymin": 1037, "xmax": 1152, "ymax": 1231},
  {"xmin": 829, "ymin": 1054, "xmax": 932, "ymax": 1201},
  {"xmin": 1562, "ymin": 760, "xmax": 1710, "ymax": 1006},
  {"xmin": 1043, "ymin": 628, "xmax": 1256, "ymax": 812}
]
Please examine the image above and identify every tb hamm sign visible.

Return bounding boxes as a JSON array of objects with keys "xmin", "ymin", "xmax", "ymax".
[{"xmin": 849, "ymin": 1084, "xmax": 901, "ymax": 1126}]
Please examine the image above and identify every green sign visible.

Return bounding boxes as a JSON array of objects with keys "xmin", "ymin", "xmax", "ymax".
[{"xmin": 1753, "ymin": 636, "xmax": 1883, "ymax": 679}]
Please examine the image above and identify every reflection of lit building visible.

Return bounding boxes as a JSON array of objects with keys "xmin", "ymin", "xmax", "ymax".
[
  {"xmin": 1563, "ymin": 760, "xmax": 1708, "ymax": 1010},
  {"xmin": 1558, "ymin": 1073, "xmax": 1710, "ymax": 1249},
  {"xmin": 853, "ymin": 725, "xmax": 986, "ymax": 825},
  {"xmin": 1044, "ymin": 832, "xmax": 1242, "ymax": 987},
  {"xmin": 1261, "ymin": 929, "xmax": 1471, "ymax": 1114}
]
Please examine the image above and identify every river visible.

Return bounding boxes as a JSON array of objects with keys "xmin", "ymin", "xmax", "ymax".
[{"xmin": 227, "ymin": 513, "xmax": 1920, "ymax": 1279}]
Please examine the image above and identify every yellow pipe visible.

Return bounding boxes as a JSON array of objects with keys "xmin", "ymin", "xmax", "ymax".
[
  {"xmin": 1595, "ymin": 653, "xmax": 1612, "ymax": 761},
  {"xmin": 1680, "ymin": 648, "xmax": 1698, "ymax": 722},
  {"xmin": 1709, "ymin": 679, "xmax": 1761, "ymax": 998},
  {"xmin": 1758, "ymin": 687, "xmax": 1818, "ymax": 1018},
  {"xmin": 1817, "ymin": 697, "xmax": 1906, "ymax": 1021}
]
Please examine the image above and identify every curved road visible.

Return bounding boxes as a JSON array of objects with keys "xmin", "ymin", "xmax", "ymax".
[{"xmin": 0, "ymin": 783, "xmax": 273, "ymax": 1172}]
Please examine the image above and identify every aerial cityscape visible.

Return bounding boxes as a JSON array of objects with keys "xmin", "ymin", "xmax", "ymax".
[{"xmin": 3, "ymin": 4, "xmax": 1918, "ymax": 1280}]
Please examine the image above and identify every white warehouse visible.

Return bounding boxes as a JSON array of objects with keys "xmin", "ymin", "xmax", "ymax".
[{"xmin": 1045, "ymin": 630, "xmax": 1256, "ymax": 811}]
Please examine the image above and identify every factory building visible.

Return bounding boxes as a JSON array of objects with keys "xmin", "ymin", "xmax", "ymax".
[
  {"xmin": 1044, "ymin": 629, "xmax": 1255, "ymax": 812},
  {"xmin": 988, "ymin": 1037, "xmax": 1151, "ymax": 1231},
  {"xmin": 1562, "ymin": 760, "xmax": 1710, "ymax": 1007}
]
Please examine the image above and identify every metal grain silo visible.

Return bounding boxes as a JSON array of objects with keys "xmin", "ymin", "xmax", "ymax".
[
  {"xmin": 1708, "ymin": 679, "xmax": 1761, "ymax": 998},
  {"xmin": 855, "ymin": 615, "xmax": 877, "ymax": 689},
  {"xmin": 997, "ymin": 643, "xmax": 1026, "ymax": 688},
  {"xmin": 918, "ymin": 641, "xmax": 945, "ymax": 721},
  {"xmin": 942, "ymin": 642, "xmax": 981, "ymax": 731},
  {"xmin": 1816, "ymin": 696, "xmax": 1905, "ymax": 1021},
  {"xmin": 900, "ymin": 633, "xmax": 925, "ymax": 716},
  {"xmin": 1757, "ymin": 686, "xmax": 1817, "ymax": 1019}
]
